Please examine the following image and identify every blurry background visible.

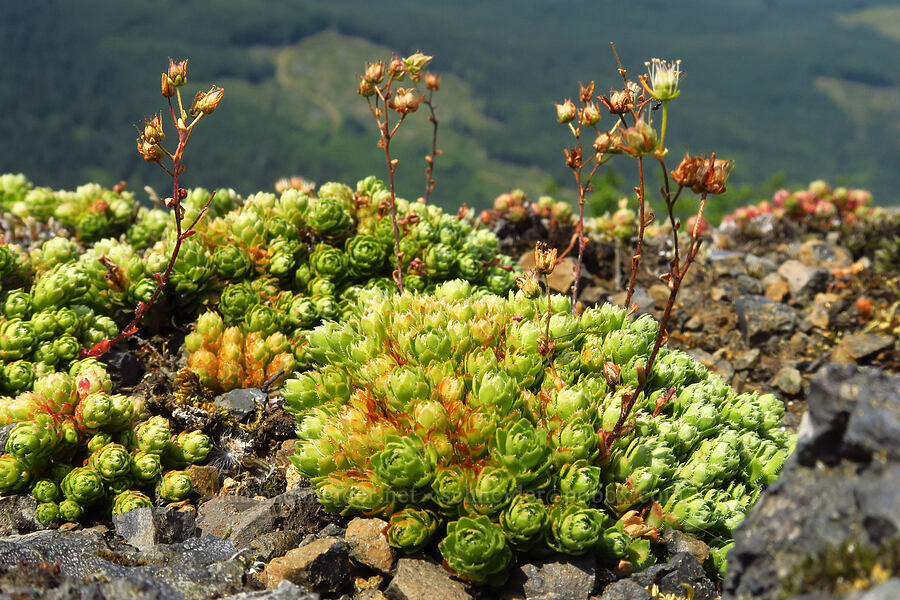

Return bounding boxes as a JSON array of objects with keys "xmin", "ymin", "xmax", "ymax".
[{"xmin": 2, "ymin": 0, "xmax": 898, "ymax": 221}]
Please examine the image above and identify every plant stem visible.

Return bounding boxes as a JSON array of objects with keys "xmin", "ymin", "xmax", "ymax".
[
  {"xmin": 423, "ymin": 92, "xmax": 439, "ymax": 203},
  {"xmin": 80, "ymin": 99, "xmax": 213, "ymax": 359},
  {"xmin": 623, "ymin": 156, "xmax": 646, "ymax": 309}
]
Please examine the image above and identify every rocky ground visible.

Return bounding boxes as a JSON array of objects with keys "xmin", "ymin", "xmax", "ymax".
[{"xmin": 0, "ymin": 213, "xmax": 897, "ymax": 600}]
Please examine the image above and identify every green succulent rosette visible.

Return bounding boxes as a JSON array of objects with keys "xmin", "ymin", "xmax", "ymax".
[
  {"xmin": 0, "ymin": 318, "xmax": 35, "ymax": 361},
  {"xmin": 557, "ymin": 459, "xmax": 604, "ymax": 504},
  {"xmin": 31, "ymin": 478, "xmax": 61, "ymax": 503},
  {"xmin": 58, "ymin": 498, "xmax": 85, "ymax": 523},
  {"xmin": 3, "ymin": 360, "xmax": 35, "ymax": 394},
  {"xmin": 2, "ymin": 290, "xmax": 33, "ymax": 320},
  {"xmin": 499, "ymin": 493, "xmax": 549, "ymax": 550},
  {"xmin": 464, "ymin": 465, "xmax": 516, "ymax": 517},
  {"xmin": 113, "ymin": 490, "xmax": 153, "ymax": 515},
  {"xmin": 305, "ymin": 195, "xmax": 352, "ymax": 238},
  {"xmin": 439, "ymin": 515, "xmax": 513, "ymax": 585},
  {"xmin": 0, "ymin": 453, "xmax": 33, "ymax": 493},
  {"xmin": 134, "ymin": 416, "xmax": 172, "ymax": 455},
  {"xmin": 88, "ymin": 443, "xmax": 133, "ymax": 481},
  {"xmin": 218, "ymin": 282, "xmax": 259, "ymax": 324},
  {"xmin": 345, "ymin": 234, "xmax": 387, "ymax": 278},
  {"xmin": 370, "ymin": 435, "xmax": 437, "ymax": 490},
  {"xmin": 74, "ymin": 392, "xmax": 116, "ymax": 431},
  {"xmin": 157, "ymin": 470, "xmax": 192, "ymax": 503},
  {"xmin": 35, "ymin": 501, "xmax": 60, "ymax": 526},
  {"xmin": 547, "ymin": 500, "xmax": 609, "ymax": 555},
  {"xmin": 5, "ymin": 414, "xmax": 59, "ymax": 467},
  {"xmin": 489, "ymin": 419, "xmax": 549, "ymax": 487},
  {"xmin": 309, "ymin": 244, "xmax": 348, "ymax": 281},
  {"xmin": 165, "ymin": 430, "xmax": 211, "ymax": 467},
  {"xmin": 131, "ymin": 450, "xmax": 163, "ymax": 483},
  {"xmin": 61, "ymin": 466, "xmax": 105, "ymax": 505},
  {"xmin": 386, "ymin": 507, "xmax": 438, "ymax": 553},
  {"xmin": 212, "ymin": 244, "xmax": 254, "ymax": 280},
  {"xmin": 430, "ymin": 464, "xmax": 471, "ymax": 517}
]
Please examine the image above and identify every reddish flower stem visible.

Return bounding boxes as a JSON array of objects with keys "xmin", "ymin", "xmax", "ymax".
[{"xmin": 80, "ymin": 98, "xmax": 213, "ymax": 359}]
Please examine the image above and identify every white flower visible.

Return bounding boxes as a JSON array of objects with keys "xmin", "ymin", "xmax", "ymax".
[{"xmin": 644, "ymin": 58, "xmax": 683, "ymax": 101}]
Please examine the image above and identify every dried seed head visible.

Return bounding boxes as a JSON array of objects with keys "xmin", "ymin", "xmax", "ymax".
[
  {"xmin": 555, "ymin": 99, "xmax": 577, "ymax": 124},
  {"xmin": 364, "ymin": 61, "xmax": 385, "ymax": 84},
  {"xmin": 579, "ymin": 81, "xmax": 595, "ymax": 103},
  {"xmin": 390, "ymin": 88, "xmax": 423, "ymax": 114},
  {"xmin": 425, "ymin": 71, "xmax": 440, "ymax": 91},
  {"xmin": 534, "ymin": 242, "xmax": 558, "ymax": 275},
  {"xmin": 161, "ymin": 73, "xmax": 175, "ymax": 98},
  {"xmin": 167, "ymin": 58, "xmax": 188, "ymax": 87},
  {"xmin": 515, "ymin": 268, "xmax": 541, "ymax": 299}
]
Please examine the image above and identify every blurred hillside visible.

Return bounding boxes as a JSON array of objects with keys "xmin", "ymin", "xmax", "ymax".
[{"xmin": 1, "ymin": 0, "xmax": 898, "ymax": 218}]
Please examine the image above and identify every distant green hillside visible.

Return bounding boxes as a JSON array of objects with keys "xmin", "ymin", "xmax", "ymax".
[{"xmin": 1, "ymin": 0, "xmax": 898, "ymax": 215}]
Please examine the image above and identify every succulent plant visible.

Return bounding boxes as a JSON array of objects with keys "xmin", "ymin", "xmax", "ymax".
[
  {"xmin": 283, "ymin": 281, "xmax": 794, "ymax": 583},
  {"xmin": 0, "ymin": 358, "xmax": 208, "ymax": 522}
]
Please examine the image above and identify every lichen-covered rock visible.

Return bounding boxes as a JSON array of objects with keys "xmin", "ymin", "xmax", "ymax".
[{"xmin": 725, "ymin": 365, "xmax": 900, "ymax": 600}]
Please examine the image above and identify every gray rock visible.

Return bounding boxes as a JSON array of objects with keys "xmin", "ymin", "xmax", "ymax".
[
  {"xmin": 735, "ymin": 274, "xmax": 762, "ymax": 296},
  {"xmin": 0, "ymin": 529, "xmax": 246, "ymax": 600},
  {"xmin": 734, "ymin": 295, "xmax": 797, "ymax": 344},
  {"xmin": 0, "ymin": 424, "xmax": 13, "ymax": 450},
  {"xmin": 796, "ymin": 239, "xmax": 852, "ymax": 269},
  {"xmin": 249, "ymin": 530, "xmax": 304, "ymax": 562},
  {"xmin": 771, "ymin": 366, "xmax": 803, "ymax": 395},
  {"xmin": 599, "ymin": 579, "xmax": 651, "ymax": 600},
  {"xmin": 725, "ymin": 365, "xmax": 900, "ymax": 600},
  {"xmin": 709, "ymin": 250, "xmax": 747, "ymax": 277},
  {"xmin": 221, "ymin": 579, "xmax": 319, "ymax": 600},
  {"xmin": 776, "ymin": 260, "xmax": 831, "ymax": 298},
  {"xmin": 214, "ymin": 388, "xmax": 267, "ymax": 421},
  {"xmin": 264, "ymin": 536, "xmax": 350, "ymax": 594},
  {"xmin": 663, "ymin": 530, "xmax": 710, "ymax": 565},
  {"xmin": 197, "ymin": 486, "xmax": 326, "ymax": 549},
  {"xmin": 0, "ymin": 493, "xmax": 43, "ymax": 536},
  {"xmin": 137, "ymin": 533, "xmax": 240, "ymax": 569},
  {"xmin": 512, "ymin": 554, "xmax": 596, "ymax": 600},
  {"xmin": 611, "ymin": 288, "xmax": 655, "ymax": 317},
  {"xmin": 113, "ymin": 506, "xmax": 198, "ymax": 551},
  {"xmin": 384, "ymin": 557, "xmax": 472, "ymax": 600},
  {"xmin": 732, "ymin": 349, "xmax": 760, "ymax": 371},
  {"xmin": 744, "ymin": 254, "xmax": 778, "ymax": 279},
  {"xmin": 854, "ymin": 579, "xmax": 900, "ymax": 600},
  {"xmin": 631, "ymin": 553, "xmax": 716, "ymax": 600}
]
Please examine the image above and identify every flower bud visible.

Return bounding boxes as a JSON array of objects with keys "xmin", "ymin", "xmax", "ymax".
[
  {"xmin": 389, "ymin": 55, "xmax": 406, "ymax": 79},
  {"xmin": 167, "ymin": 58, "xmax": 188, "ymax": 87},
  {"xmin": 618, "ymin": 113, "xmax": 657, "ymax": 157},
  {"xmin": 555, "ymin": 99, "xmax": 577, "ymax": 124},
  {"xmin": 403, "ymin": 52, "xmax": 433, "ymax": 74}
]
